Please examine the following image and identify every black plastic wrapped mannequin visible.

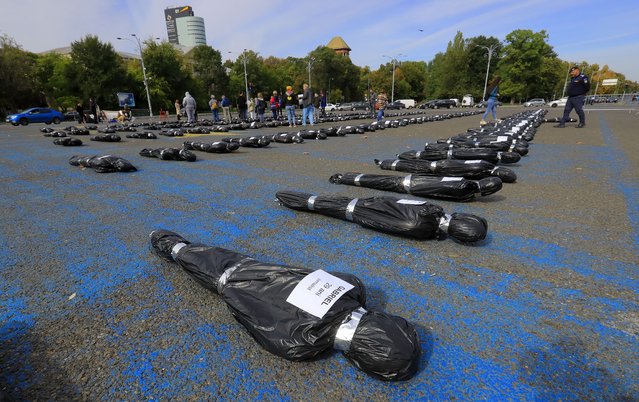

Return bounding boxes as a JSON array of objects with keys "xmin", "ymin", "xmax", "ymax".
[
  {"xmin": 150, "ymin": 229, "xmax": 420, "ymax": 381},
  {"xmin": 183, "ymin": 141, "xmax": 240, "ymax": 153},
  {"xmin": 139, "ymin": 147, "xmax": 196, "ymax": 162},
  {"xmin": 276, "ymin": 190, "xmax": 488, "ymax": 242},
  {"xmin": 329, "ymin": 172, "xmax": 502, "ymax": 201},
  {"xmin": 375, "ymin": 158, "xmax": 517, "ymax": 183},
  {"xmin": 398, "ymin": 148, "xmax": 521, "ymax": 164},
  {"xmin": 68, "ymin": 155, "xmax": 136, "ymax": 173}
]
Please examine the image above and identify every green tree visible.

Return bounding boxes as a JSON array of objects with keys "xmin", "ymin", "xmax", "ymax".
[
  {"xmin": 33, "ymin": 52, "xmax": 73, "ymax": 109},
  {"xmin": 142, "ymin": 41, "xmax": 194, "ymax": 110},
  {"xmin": 465, "ymin": 36, "xmax": 502, "ymax": 99},
  {"xmin": 0, "ymin": 35, "xmax": 40, "ymax": 113},
  {"xmin": 189, "ymin": 45, "xmax": 229, "ymax": 98},
  {"xmin": 497, "ymin": 29, "xmax": 559, "ymax": 102},
  {"xmin": 68, "ymin": 35, "xmax": 128, "ymax": 109}
]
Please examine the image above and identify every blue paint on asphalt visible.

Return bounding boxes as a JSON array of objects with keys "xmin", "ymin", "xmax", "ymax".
[{"xmin": 598, "ymin": 116, "xmax": 639, "ymax": 250}]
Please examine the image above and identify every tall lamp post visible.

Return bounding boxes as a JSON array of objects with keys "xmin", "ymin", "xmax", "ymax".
[
  {"xmin": 477, "ymin": 44, "xmax": 498, "ymax": 101},
  {"xmin": 328, "ymin": 77, "xmax": 333, "ymax": 104},
  {"xmin": 383, "ymin": 54, "xmax": 405, "ymax": 103},
  {"xmin": 307, "ymin": 57, "xmax": 316, "ymax": 87},
  {"xmin": 228, "ymin": 50, "xmax": 250, "ymax": 111},
  {"xmin": 117, "ymin": 34, "xmax": 156, "ymax": 117}
]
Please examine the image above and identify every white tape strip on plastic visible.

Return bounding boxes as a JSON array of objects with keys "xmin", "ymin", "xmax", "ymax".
[
  {"xmin": 171, "ymin": 242, "xmax": 188, "ymax": 261},
  {"xmin": 438, "ymin": 214, "xmax": 452, "ymax": 234},
  {"xmin": 345, "ymin": 199, "xmax": 358, "ymax": 221},
  {"xmin": 403, "ymin": 175, "xmax": 412, "ymax": 193},
  {"xmin": 333, "ymin": 307, "xmax": 367, "ymax": 351},
  {"xmin": 391, "ymin": 160, "xmax": 400, "ymax": 170},
  {"xmin": 354, "ymin": 174, "xmax": 364, "ymax": 186},
  {"xmin": 307, "ymin": 195, "xmax": 317, "ymax": 210}
]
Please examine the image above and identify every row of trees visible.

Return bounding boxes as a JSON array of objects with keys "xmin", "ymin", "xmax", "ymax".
[{"xmin": 1, "ymin": 30, "xmax": 637, "ymax": 116}]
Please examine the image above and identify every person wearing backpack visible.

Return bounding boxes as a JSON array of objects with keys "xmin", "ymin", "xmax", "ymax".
[{"xmin": 208, "ymin": 95, "xmax": 220, "ymax": 122}]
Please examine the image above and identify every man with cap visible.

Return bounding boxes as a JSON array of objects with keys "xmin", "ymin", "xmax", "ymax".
[{"xmin": 555, "ymin": 65, "xmax": 590, "ymax": 128}]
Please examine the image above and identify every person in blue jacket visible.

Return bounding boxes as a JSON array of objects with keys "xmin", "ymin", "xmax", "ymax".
[
  {"xmin": 555, "ymin": 65, "xmax": 590, "ymax": 128},
  {"xmin": 480, "ymin": 76, "xmax": 501, "ymax": 126}
]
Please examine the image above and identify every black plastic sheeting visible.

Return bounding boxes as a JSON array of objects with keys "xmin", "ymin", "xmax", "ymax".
[
  {"xmin": 90, "ymin": 133, "xmax": 122, "ymax": 142},
  {"xmin": 375, "ymin": 158, "xmax": 517, "ymax": 183},
  {"xmin": 398, "ymin": 148, "xmax": 521, "ymax": 164},
  {"xmin": 126, "ymin": 132, "xmax": 157, "ymax": 139},
  {"xmin": 68, "ymin": 155, "xmax": 137, "ymax": 173},
  {"xmin": 53, "ymin": 137, "xmax": 83, "ymax": 146},
  {"xmin": 139, "ymin": 148, "xmax": 196, "ymax": 162},
  {"xmin": 150, "ymin": 229, "xmax": 420, "ymax": 381},
  {"xmin": 276, "ymin": 190, "xmax": 488, "ymax": 243},
  {"xmin": 329, "ymin": 172, "xmax": 502, "ymax": 201},
  {"xmin": 183, "ymin": 141, "xmax": 240, "ymax": 153}
]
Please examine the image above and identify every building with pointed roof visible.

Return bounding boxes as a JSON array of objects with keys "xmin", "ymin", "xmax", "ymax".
[{"xmin": 326, "ymin": 36, "xmax": 351, "ymax": 56}]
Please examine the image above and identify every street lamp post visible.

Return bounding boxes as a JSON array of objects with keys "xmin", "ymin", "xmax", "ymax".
[
  {"xmin": 117, "ymin": 34, "xmax": 154, "ymax": 117},
  {"xmin": 328, "ymin": 77, "xmax": 333, "ymax": 104},
  {"xmin": 229, "ymin": 50, "xmax": 251, "ymax": 114},
  {"xmin": 307, "ymin": 57, "xmax": 316, "ymax": 88},
  {"xmin": 477, "ymin": 44, "xmax": 497, "ymax": 101},
  {"xmin": 383, "ymin": 54, "xmax": 404, "ymax": 103}
]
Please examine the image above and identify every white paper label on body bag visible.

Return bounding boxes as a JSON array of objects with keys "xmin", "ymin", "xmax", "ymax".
[
  {"xmin": 286, "ymin": 269, "xmax": 355, "ymax": 318},
  {"xmin": 397, "ymin": 199, "xmax": 428, "ymax": 205}
]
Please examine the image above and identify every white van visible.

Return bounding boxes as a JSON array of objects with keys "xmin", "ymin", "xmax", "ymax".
[
  {"xmin": 397, "ymin": 99, "xmax": 416, "ymax": 108},
  {"xmin": 461, "ymin": 94, "xmax": 474, "ymax": 107}
]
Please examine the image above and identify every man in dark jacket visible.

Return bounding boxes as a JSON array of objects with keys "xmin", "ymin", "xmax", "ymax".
[
  {"xmin": 555, "ymin": 65, "xmax": 590, "ymax": 128},
  {"xmin": 237, "ymin": 92, "xmax": 248, "ymax": 121},
  {"xmin": 302, "ymin": 83, "xmax": 315, "ymax": 126}
]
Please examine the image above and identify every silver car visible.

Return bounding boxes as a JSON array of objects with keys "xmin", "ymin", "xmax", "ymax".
[{"xmin": 523, "ymin": 98, "xmax": 546, "ymax": 107}]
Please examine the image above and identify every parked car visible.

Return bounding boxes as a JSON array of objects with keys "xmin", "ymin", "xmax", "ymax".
[
  {"xmin": 6, "ymin": 107, "xmax": 64, "ymax": 126},
  {"xmin": 338, "ymin": 102, "xmax": 353, "ymax": 111},
  {"xmin": 475, "ymin": 100, "xmax": 502, "ymax": 108},
  {"xmin": 350, "ymin": 101, "xmax": 370, "ymax": 111},
  {"xmin": 523, "ymin": 98, "xmax": 546, "ymax": 107},
  {"xmin": 385, "ymin": 101, "xmax": 406, "ymax": 110},
  {"xmin": 325, "ymin": 103, "xmax": 337, "ymax": 111},
  {"xmin": 396, "ymin": 99, "xmax": 416, "ymax": 108},
  {"xmin": 461, "ymin": 94, "xmax": 474, "ymax": 107},
  {"xmin": 547, "ymin": 97, "xmax": 568, "ymax": 108},
  {"xmin": 427, "ymin": 99, "xmax": 456, "ymax": 109}
]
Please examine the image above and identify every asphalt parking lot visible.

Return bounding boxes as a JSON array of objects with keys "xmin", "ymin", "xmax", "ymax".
[{"xmin": 1, "ymin": 105, "xmax": 638, "ymax": 400}]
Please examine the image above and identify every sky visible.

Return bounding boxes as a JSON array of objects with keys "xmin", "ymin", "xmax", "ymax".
[{"xmin": 2, "ymin": 0, "xmax": 638, "ymax": 82}]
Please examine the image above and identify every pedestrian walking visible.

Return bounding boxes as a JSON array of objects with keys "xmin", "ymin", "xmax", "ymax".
[
  {"xmin": 480, "ymin": 76, "xmax": 501, "ymax": 126},
  {"xmin": 554, "ymin": 66, "xmax": 590, "ymax": 128},
  {"xmin": 375, "ymin": 90, "xmax": 388, "ymax": 122}
]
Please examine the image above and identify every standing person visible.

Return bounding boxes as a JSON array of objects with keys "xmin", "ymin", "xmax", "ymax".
[
  {"xmin": 221, "ymin": 95, "xmax": 231, "ymax": 122},
  {"xmin": 174, "ymin": 99, "xmax": 182, "ymax": 121},
  {"xmin": 256, "ymin": 93, "xmax": 267, "ymax": 123},
  {"xmin": 554, "ymin": 65, "xmax": 590, "ymax": 128},
  {"xmin": 369, "ymin": 89, "xmax": 378, "ymax": 115},
  {"xmin": 248, "ymin": 97, "xmax": 256, "ymax": 120},
  {"xmin": 75, "ymin": 102, "xmax": 84, "ymax": 124},
  {"xmin": 89, "ymin": 97, "xmax": 98, "ymax": 123},
  {"xmin": 302, "ymin": 83, "xmax": 315, "ymax": 126},
  {"xmin": 282, "ymin": 86, "xmax": 297, "ymax": 127},
  {"xmin": 182, "ymin": 91, "xmax": 197, "ymax": 123},
  {"xmin": 319, "ymin": 91, "xmax": 327, "ymax": 117},
  {"xmin": 237, "ymin": 92, "xmax": 248, "ymax": 121},
  {"xmin": 208, "ymin": 95, "xmax": 220, "ymax": 122},
  {"xmin": 480, "ymin": 76, "xmax": 501, "ymax": 126},
  {"xmin": 375, "ymin": 90, "xmax": 388, "ymax": 122},
  {"xmin": 270, "ymin": 91, "xmax": 279, "ymax": 119}
]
